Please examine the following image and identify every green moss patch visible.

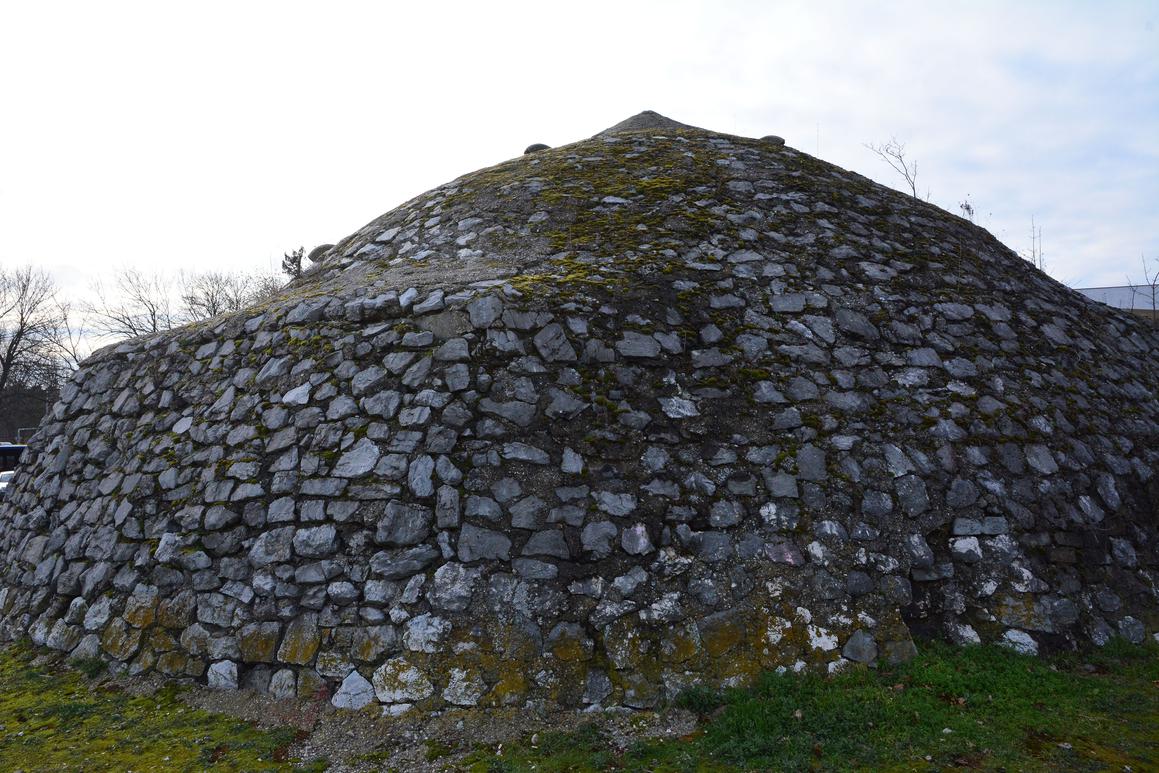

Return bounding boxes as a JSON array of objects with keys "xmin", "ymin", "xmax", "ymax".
[{"xmin": 0, "ymin": 645, "xmax": 320, "ymax": 772}]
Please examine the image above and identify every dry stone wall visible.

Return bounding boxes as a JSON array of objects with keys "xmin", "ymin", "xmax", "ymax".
[{"xmin": 1, "ymin": 116, "xmax": 1157, "ymax": 713}]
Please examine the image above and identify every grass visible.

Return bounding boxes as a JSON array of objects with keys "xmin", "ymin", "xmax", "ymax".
[
  {"xmin": 457, "ymin": 639, "xmax": 1159, "ymax": 772},
  {"xmin": 0, "ymin": 645, "xmax": 321, "ymax": 772},
  {"xmin": 1, "ymin": 639, "xmax": 1156, "ymax": 771}
]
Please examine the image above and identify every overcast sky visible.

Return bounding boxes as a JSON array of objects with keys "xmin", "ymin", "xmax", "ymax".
[{"xmin": 2, "ymin": 0, "xmax": 1156, "ymax": 300}]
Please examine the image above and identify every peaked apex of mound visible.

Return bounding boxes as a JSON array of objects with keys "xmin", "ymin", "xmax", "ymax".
[{"xmin": 596, "ymin": 110, "xmax": 704, "ymax": 136}]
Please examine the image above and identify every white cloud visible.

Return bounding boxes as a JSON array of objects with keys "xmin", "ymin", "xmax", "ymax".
[{"xmin": 1, "ymin": 0, "xmax": 1155, "ymax": 298}]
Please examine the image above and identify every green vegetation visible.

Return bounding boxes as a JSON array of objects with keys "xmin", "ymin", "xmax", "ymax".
[
  {"xmin": 457, "ymin": 640, "xmax": 1159, "ymax": 772},
  {"xmin": 0, "ymin": 645, "xmax": 317, "ymax": 772},
  {"xmin": 2, "ymin": 641, "xmax": 1156, "ymax": 771}
]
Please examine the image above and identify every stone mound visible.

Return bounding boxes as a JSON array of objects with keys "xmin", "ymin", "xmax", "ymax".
[{"xmin": 2, "ymin": 113, "xmax": 1157, "ymax": 713}]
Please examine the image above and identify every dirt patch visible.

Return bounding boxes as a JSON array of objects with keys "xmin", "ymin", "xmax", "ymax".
[{"xmin": 172, "ymin": 677, "xmax": 697, "ymax": 771}]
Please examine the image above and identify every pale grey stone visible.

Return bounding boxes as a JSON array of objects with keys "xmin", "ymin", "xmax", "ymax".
[
  {"xmin": 1025, "ymin": 445, "xmax": 1059, "ymax": 475},
  {"xmin": 429, "ymin": 563, "xmax": 479, "ymax": 612},
  {"xmin": 895, "ymin": 475, "xmax": 929, "ymax": 516},
  {"xmin": 1000, "ymin": 629, "xmax": 1038, "ymax": 655},
  {"xmin": 478, "ymin": 398, "xmax": 537, "ymax": 427},
  {"xmin": 754, "ymin": 381, "xmax": 787, "ymax": 403},
  {"xmin": 352, "ymin": 367, "xmax": 388, "ymax": 396},
  {"xmin": 434, "ymin": 338, "xmax": 470, "ymax": 362},
  {"xmin": 620, "ymin": 524, "xmax": 654, "ymax": 555},
  {"xmin": 333, "ymin": 439, "xmax": 380, "ymax": 478},
  {"xmin": 509, "ymin": 496, "xmax": 546, "ymax": 529},
  {"xmin": 709, "ymin": 500, "xmax": 743, "ymax": 527},
  {"xmin": 468, "ymin": 295, "xmax": 503, "ymax": 328},
  {"xmin": 403, "ymin": 614, "xmax": 451, "ymax": 653},
  {"xmin": 835, "ymin": 307, "xmax": 879, "ymax": 339},
  {"xmin": 442, "ymin": 667, "xmax": 486, "ymax": 706},
  {"xmin": 436, "ymin": 485, "xmax": 461, "ymax": 528},
  {"xmin": 465, "ymin": 496, "xmax": 503, "ymax": 521},
  {"xmin": 250, "ymin": 527, "xmax": 294, "ymax": 566},
  {"xmin": 372, "ymin": 657, "xmax": 434, "ymax": 703},
  {"xmin": 408, "ymin": 455, "xmax": 435, "ymax": 497},
  {"xmin": 796, "ymin": 445, "xmax": 827, "ymax": 481},
  {"xmin": 561, "ymin": 447, "xmax": 584, "ymax": 474},
  {"xmin": 281, "ymin": 383, "xmax": 311, "ymax": 405},
  {"xmin": 771, "ymin": 294, "xmax": 806, "ymax": 312},
  {"xmin": 207, "ymin": 660, "xmax": 238, "ymax": 690},
  {"xmin": 659, "ymin": 396, "xmax": 699, "ymax": 418},
  {"xmin": 950, "ymin": 536, "xmax": 982, "ymax": 563},
  {"xmin": 331, "ymin": 670, "xmax": 375, "ymax": 709},
  {"xmin": 861, "ymin": 491, "xmax": 893, "ymax": 518},
  {"xmin": 269, "ymin": 669, "xmax": 297, "ymax": 698},
  {"xmin": 946, "ymin": 479, "xmax": 979, "ymax": 508},
  {"xmin": 501, "ymin": 442, "xmax": 550, "ymax": 464},
  {"xmin": 905, "ymin": 533, "xmax": 935, "ymax": 568},
  {"xmin": 412, "ymin": 289, "xmax": 446, "ymax": 315}
]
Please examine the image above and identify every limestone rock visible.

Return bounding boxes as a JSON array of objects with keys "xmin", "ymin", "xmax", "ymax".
[{"xmin": 332, "ymin": 670, "xmax": 376, "ymax": 710}]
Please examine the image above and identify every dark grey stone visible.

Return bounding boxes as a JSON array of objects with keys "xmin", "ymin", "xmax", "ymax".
[
  {"xmin": 533, "ymin": 323, "xmax": 577, "ymax": 362},
  {"xmin": 796, "ymin": 445, "xmax": 827, "ymax": 481},
  {"xmin": 293, "ymin": 526, "xmax": 339, "ymax": 558},
  {"xmin": 842, "ymin": 629, "xmax": 878, "ymax": 663},
  {"xmin": 375, "ymin": 501, "xmax": 432, "ymax": 546},
  {"xmin": 457, "ymin": 524, "xmax": 511, "ymax": 562}
]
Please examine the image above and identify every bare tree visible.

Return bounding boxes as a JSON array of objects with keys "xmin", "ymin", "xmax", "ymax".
[
  {"xmin": 84, "ymin": 268, "xmax": 180, "ymax": 339},
  {"xmin": 86, "ymin": 267, "xmax": 286, "ymax": 340},
  {"xmin": 181, "ymin": 270, "xmax": 284, "ymax": 320},
  {"xmin": 865, "ymin": 137, "xmax": 925, "ymax": 199},
  {"xmin": 54, "ymin": 300, "xmax": 89, "ymax": 371},
  {"xmin": 1127, "ymin": 255, "xmax": 1158, "ymax": 322},
  {"xmin": 0, "ymin": 266, "xmax": 71, "ymax": 437},
  {"xmin": 1021, "ymin": 215, "xmax": 1045, "ymax": 271},
  {"xmin": 249, "ymin": 273, "xmax": 285, "ymax": 304}
]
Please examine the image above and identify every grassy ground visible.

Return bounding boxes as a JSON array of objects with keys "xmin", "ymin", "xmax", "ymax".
[
  {"xmin": 0, "ymin": 639, "xmax": 1155, "ymax": 771},
  {"xmin": 458, "ymin": 640, "xmax": 1159, "ymax": 772},
  {"xmin": 0, "ymin": 646, "xmax": 321, "ymax": 772}
]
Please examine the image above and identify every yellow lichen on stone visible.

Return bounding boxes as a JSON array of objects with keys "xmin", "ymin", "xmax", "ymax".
[
  {"xmin": 239, "ymin": 624, "xmax": 280, "ymax": 663},
  {"xmin": 122, "ymin": 594, "xmax": 158, "ymax": 628},
  {"xmin": 659, "ymin": 621, "xmax": 702, "ymax": 664},
  {"xmin": 372, "ymin": 656, "xmax": 434, "ymax": 703},
  {"xmin": 100, "ymin": 618, "xmax": 141, "ymax": 661},
  {"xmin": 277, "ymin": 617, "xmax": 321, "ymax": 665}
]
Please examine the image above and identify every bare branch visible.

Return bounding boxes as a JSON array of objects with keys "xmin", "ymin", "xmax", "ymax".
[
  {"xmin": 83, "ymin": 269, "xmax": 181, "ymax": 339},
  {"xmin": 181, "ymin": 270, "xmax": 285, "ymax": 322},
  {"xmin": 85, "ymin": 267, "xmax": 286, "ymax": 341},
  {"xmin": 1126, "ymin": 254, "xmax": 1159, "ymax": 321},
  {"xmin": 958, "ymin": 196, "xmax": 975, "ymax": 223},
  {"xmin": 0, "ymin": 265, "xmax": 71, "ymax": 439},
  {"xmin": 865, "ymin": 137, "xmax": 921, "ymax": 198}
]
